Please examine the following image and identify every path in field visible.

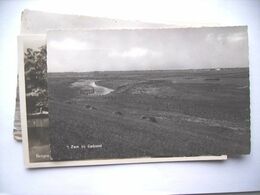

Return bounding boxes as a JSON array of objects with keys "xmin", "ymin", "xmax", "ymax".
[
  {"xmin": 89, "ymin": 81, "xmax": 114, "ymax": 96},
  {"xmin": 71, "ymin": 79, "xmax": 114, "ymax": 96}
]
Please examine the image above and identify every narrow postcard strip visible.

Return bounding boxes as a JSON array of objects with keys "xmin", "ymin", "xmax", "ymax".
[
  {"xmin": 26, "ymin": 155, "xmax": 227, "ymax": 169},
  {"xmin": 18, "ymin": 35, "xmax": 51, "ymax": 165},
  {"xmin": 13, "ymin": 79, "xmax": 22, "ymax": 141},
  {"xmin": 20, "ymin": 9, "xmax": 171, "ymax": 34}
]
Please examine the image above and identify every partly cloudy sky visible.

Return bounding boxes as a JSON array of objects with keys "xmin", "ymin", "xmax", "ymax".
[{"xmin": 47, "ymin": 27, "xmax": 248, "ymax": 72}]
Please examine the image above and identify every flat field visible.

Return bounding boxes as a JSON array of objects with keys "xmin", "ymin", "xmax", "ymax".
[{"xmin": 48, "ymin": 68, "xmax": 250, "ymax": 160}]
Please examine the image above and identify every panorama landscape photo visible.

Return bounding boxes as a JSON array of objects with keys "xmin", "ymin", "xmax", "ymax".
[{"xmin": 46, "ymin": 27, "xmax": 250, "ymax": 161}]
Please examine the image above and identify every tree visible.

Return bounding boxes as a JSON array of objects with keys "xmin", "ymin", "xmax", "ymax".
[{"xmin": 24, "ymin": 45, "xmax": 48, "ymax": 115}]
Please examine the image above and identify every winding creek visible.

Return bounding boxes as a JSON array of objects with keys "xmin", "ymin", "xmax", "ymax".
[{"xmin": 70, "ymin": 79, "xmax": 114, "ymax": 96}]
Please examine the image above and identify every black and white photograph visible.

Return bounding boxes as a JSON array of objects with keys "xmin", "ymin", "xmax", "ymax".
[
  {"xmin": 18, "ymin": 35, "xmax": 51, "ymax": 163},
  {"xmin": 47, "ymin": 27, "xmax": 250, "ymax": 161}
]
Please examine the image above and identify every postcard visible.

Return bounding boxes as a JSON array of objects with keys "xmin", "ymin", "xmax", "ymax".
[
  {"xmin": 44, "ymin": 27, "xmax": 249, "ymax": 165},
  {"xmin": 19, "ymin": 28, "xmax": 236, "ymax": 167},
  {"xmin": 18, "ymin": 35, "xmax": 51, "ymax": 163}
]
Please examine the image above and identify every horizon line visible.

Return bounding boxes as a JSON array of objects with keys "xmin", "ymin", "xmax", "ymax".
[{"xmin": 48, "ymin": 67, "xmax": 249, "ymax": 73}]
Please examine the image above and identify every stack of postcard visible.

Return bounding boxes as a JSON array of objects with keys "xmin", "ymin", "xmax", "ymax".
[{"xmin": 16, "ymin": 10, "xmax": 250, "ymax": 168}]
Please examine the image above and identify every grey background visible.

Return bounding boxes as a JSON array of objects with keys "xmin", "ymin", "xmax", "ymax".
[{"xmin": 0, "ymin": 0, "xmax": 259, "ymax": 195}]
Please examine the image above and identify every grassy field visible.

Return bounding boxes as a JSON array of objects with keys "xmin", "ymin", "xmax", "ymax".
[{"xmin": 48, "ymin": 68, "xmax": 250, "ymax": 161}]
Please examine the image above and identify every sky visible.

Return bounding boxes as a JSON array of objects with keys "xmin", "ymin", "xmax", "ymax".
[
  {"xmin": 23, "ymin": 35, "xmax": 46, "ymax": 50},
  {"xmin": 47, "ymin": 27, "xmax": 248, "ymax": 72}
]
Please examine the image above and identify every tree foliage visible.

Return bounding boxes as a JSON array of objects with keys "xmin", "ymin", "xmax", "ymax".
[{"xmin": 24, "ymin": 45, "xmax": 48, "ymax": 115}]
